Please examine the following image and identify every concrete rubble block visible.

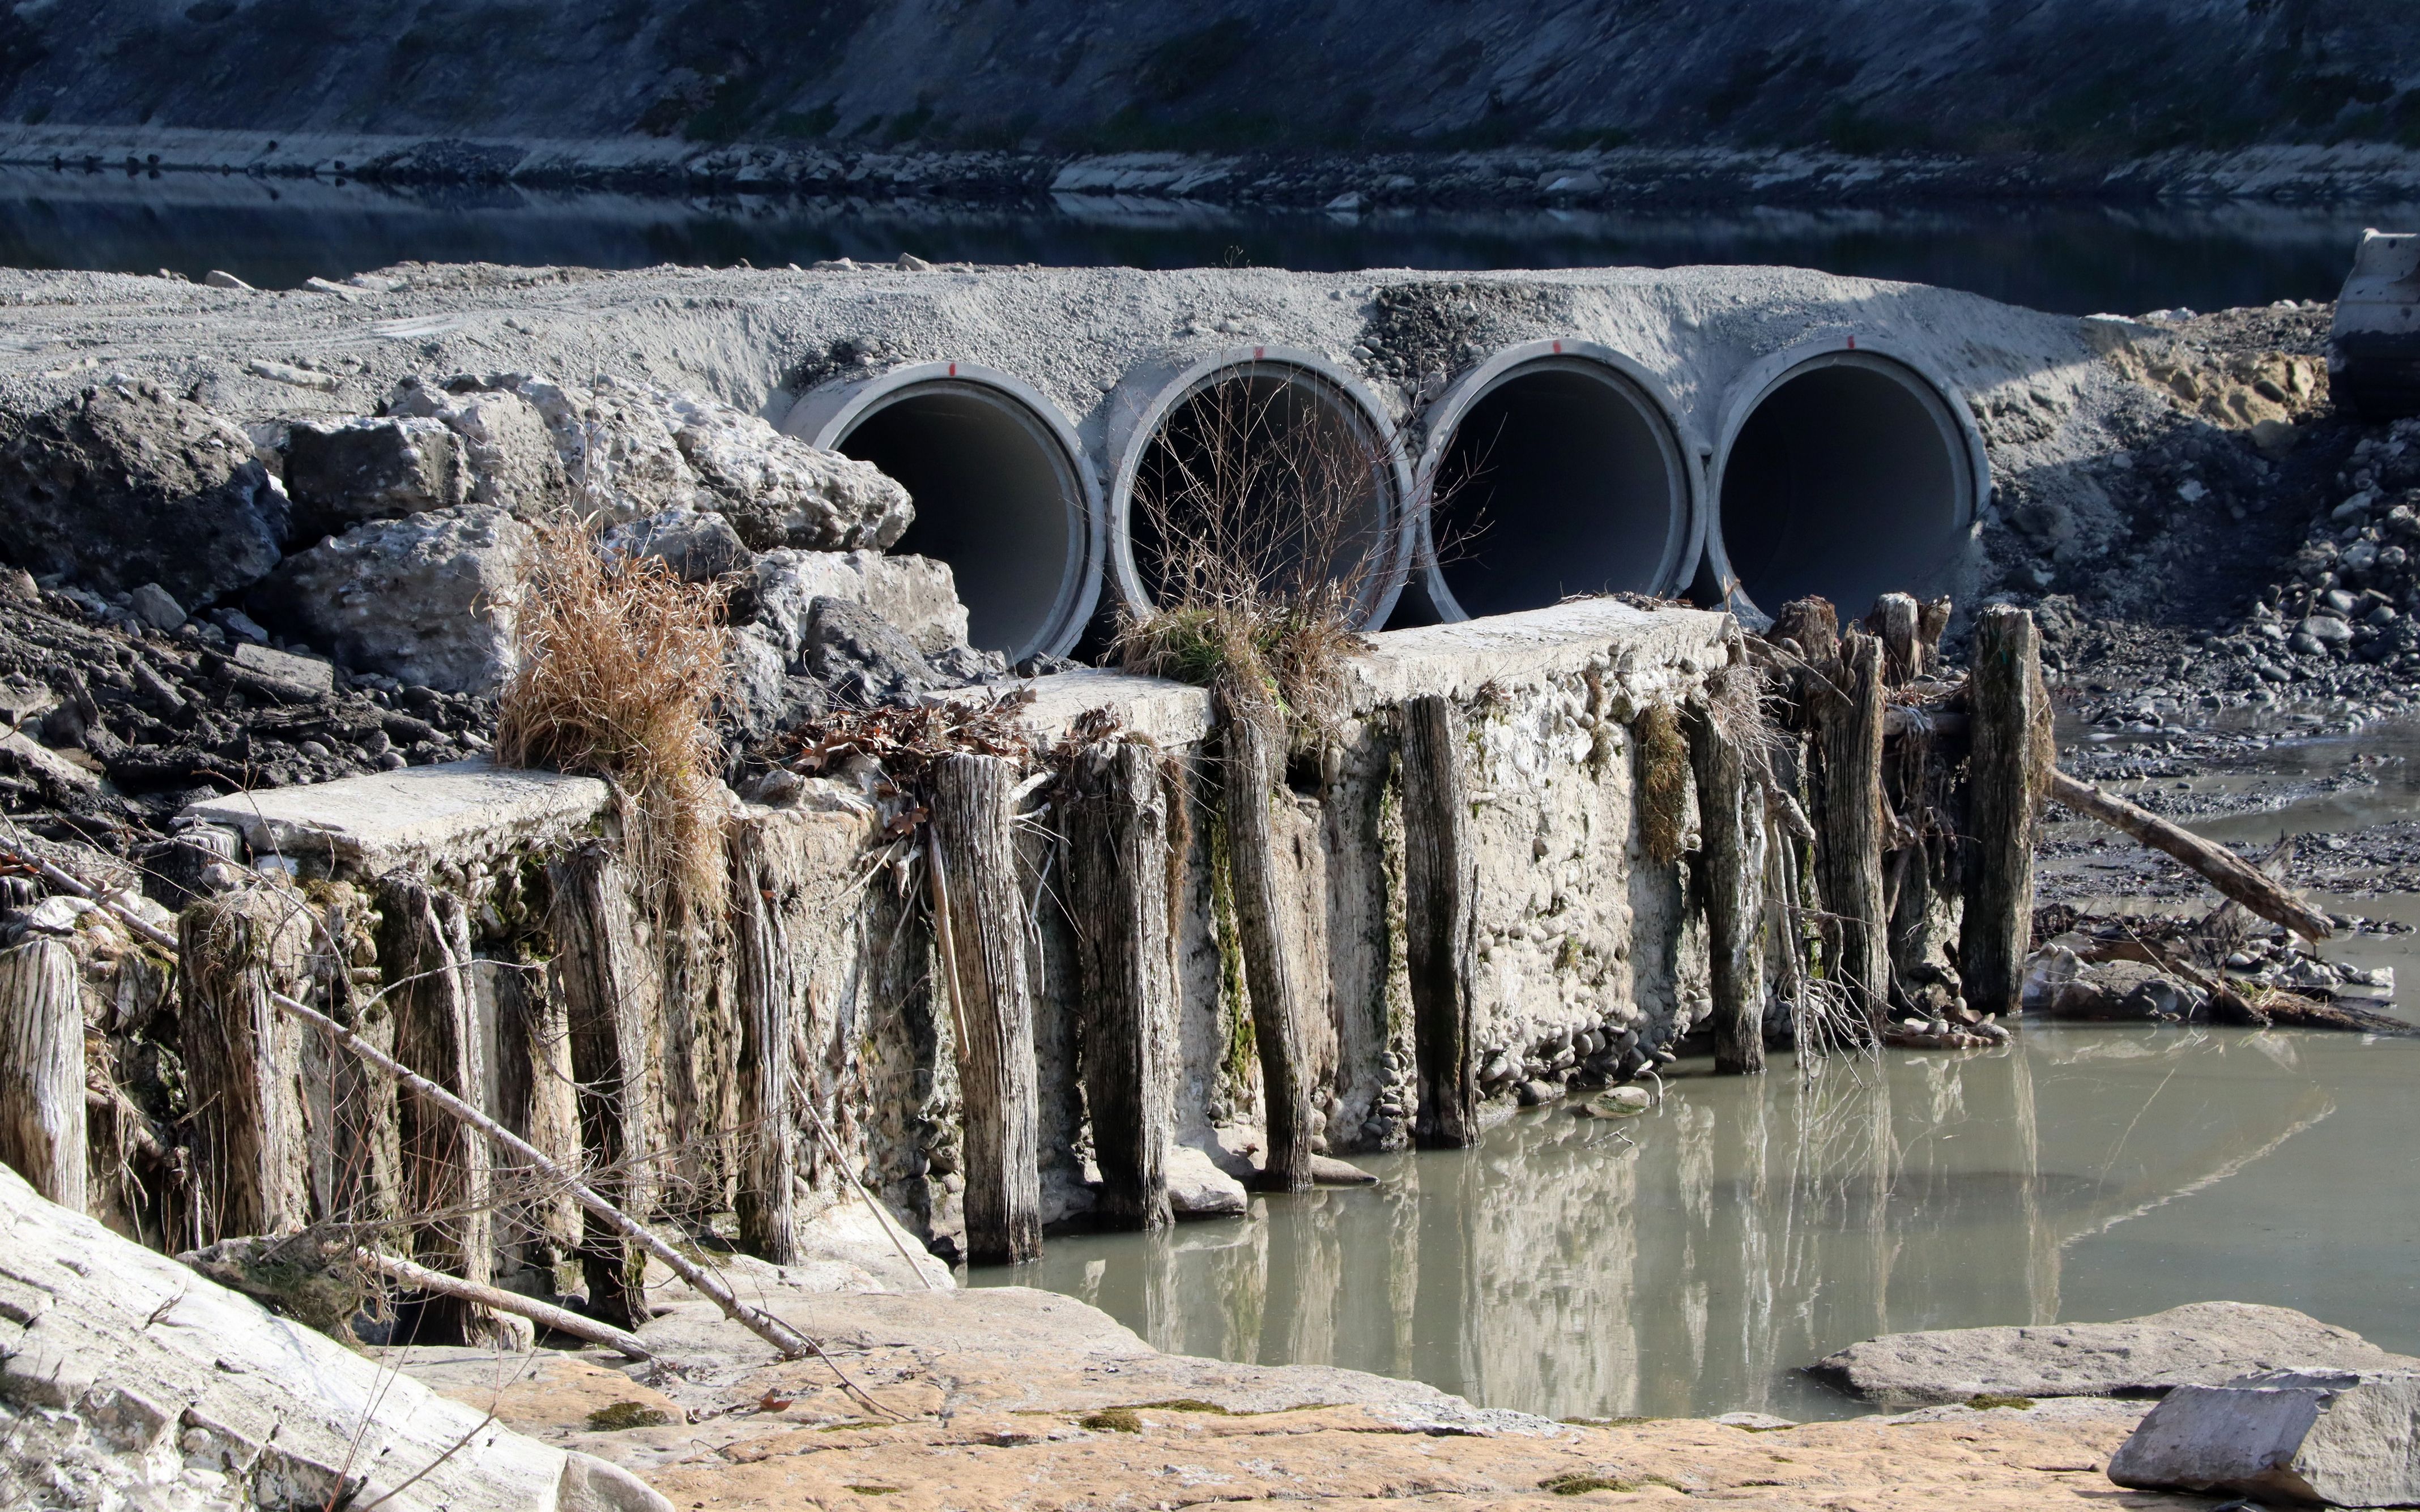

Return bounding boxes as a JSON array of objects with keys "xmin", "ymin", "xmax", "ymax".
[
  {"xmin": 283, "ymin": 414, "xmax": 466, "ymax": 540},
  {"xmin": 387, "ymin": 377, "xmax": 569, "ymax": 514},
  {"xmin": 0, "ymin": 380, "xmax": 288, "ymax": 606},
  {"xmin": 649, "ymin": 382, "xmax": 913, "ymax": 551},
  {"xmin": 804, "ymin": 595, "xmax": 940, "ymax": 707},
  {"xmin": 2108, "ymin": 1368, "xmax": 2420, "ymax": 1507},
  {"xmin": 253, "ymin": 504, "xmax": 531, "ymax": 693},
  {"xmin": 0, "ymin": 1162, "xmax": 671, "ymax": 1512},
  {"xmin": 751, "ymin": 548, "xmax": 972, "ymax": 657},
  {"xmin": 1347, "ymin": 597, "xmax": 1732, "ymax": 714},
  {"xmin": 183, "ymin": 755, "xmax": 611, "ymax": 878},
  {"xmin": 1810, "ymin": 1302, "xmax": 2420, "ymax": 1406},
  {"xmin": 604, "ymin": 506, "xmax": 753, "ymax": 583}
]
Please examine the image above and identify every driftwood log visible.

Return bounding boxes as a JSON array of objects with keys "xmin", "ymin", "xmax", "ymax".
[
  {"xmin": 1811, "ymin": 629, "xmax": 1891, "ymax": 1018},
  {"xmin": 377, "ymin": 874, "xmax": 512, "ymax": 1348},
  {"xmin": 0, "ymin": 936, "xmax": 85, "ymax": 1209},
  {"xmin": 2049, "ymin": 770, "xmax": 2336, "ymax": 941},
  {"xmin": 728, "ymin": 820, "xmax": 800, "ymax": 1263},
  {"xmin": 1217, "ymin": 701, "xmax": 1316, "ymax": 1193},
  {"xmin": 1685, "ymin": 677, "xmax": 1767, "ymax": 1074},
  {"xmin": 1063, "ymin": 739, "xmax": 1176, "ymax": 1229},
  {"xmin": 546, "ymin": 842, "xmax": 659, "ymax": 1331},
  {"xmin": 1960, "ymin": 605, "xmax": 2046, "ymax": 1015},
  {"xmin": 357, "ymin": 1248, "xmax": 652, "ymax": 1360},
  {"xmin": 179, "ymin": 890, "xmax": 314, "ymax": 1245},
  {"xmin": 1400, "ymin": 694, "xmax": 1481, "ymax": 1144},
  {"xmin": 931, "ymin": 753, "xmax": 1044, "ymax": 1263}
]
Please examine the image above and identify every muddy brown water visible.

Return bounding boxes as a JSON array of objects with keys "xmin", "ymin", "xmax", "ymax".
[{"xmin": 978, "ymin": 719, "xmax": 2420, "ymax": 1423}]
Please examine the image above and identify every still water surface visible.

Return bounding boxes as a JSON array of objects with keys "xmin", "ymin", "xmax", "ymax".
[
  {"xmin": 976, "ymin": 1028, "xmax": 2420, "ymax": 1421},
  {"xmin": 0, "ymin": 167, "xmax": 2409, "ymax": 315}
]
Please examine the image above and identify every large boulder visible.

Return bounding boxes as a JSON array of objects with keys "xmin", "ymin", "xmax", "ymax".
[
  {"xmin": 1809, "ymin": 1302, "xmax": 2419, "ymax": 1406},
  {"xmin": 0, "ymin": 1162, "xmax": 668, "ymax": 1512},
  {"xmin": 284, "ymin": 415, "xmax": 466, "ymax": 541},
  {"xmin": 253, "ymin": 506, "xmax": 531, "ymax": 693},
  {"xmin": 0, "ymin": 381, "xmax": 288, "ymax": 606},
  {"xmin": 406, "ymin": 373, "xmax": 910, "ymax": 549},
  {"xmin": 2108, "ymin": 1368, "xmax": 2420, "ymax": 1506}
]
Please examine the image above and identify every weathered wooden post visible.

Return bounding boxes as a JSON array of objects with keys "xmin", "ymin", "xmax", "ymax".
[
  {"xmin": 1400, "ymin": 694, "xmax": 1479, "ymax": 1144},
  {"xmin": 486, "ymin": 945, "xmax": 579, "ymax": 1280},
  {"xmin": 1813, "ymin": 629, "xmax": 1890, "ymax": 1019},
  {"xmin": 1685, "ymin": 674, "xmax": 1768, "ymax": 1075},
  {"xmin": 0, "ymin": 936, "xmax": 86, "ymax": 1210},
  {"xmin": 378, "ymin": 874, "xmax": 516, "ymax": 1347},
  {"xmin": 727, "ymin": 818, "xmax": 798, "ymax": 1262},
  {"xmin": 547, "ymin": 842, "xmax": 658, "ymax": 1330},
  {"xmin": 1869, "ymin": 592, "xmax": 1922, "ymax": 686},
  {"xmin": 180, "ymin": 889, "xmax": 314, "ymax": 1244},
  {"xmin": 1064, "ymin": 740, "xmax": 1176, "ymax": 1229},
  {"xmin": 1961, "ymin": 605, "xmax": 2044, "ymax": 1016},
  {"xmin": 1216, "ymin": 698, "xmax": 1315, "ymax": 1193},
  {"xmin": 932, "ymin": 753, "xmax": 1044, "ymax": 1263}
]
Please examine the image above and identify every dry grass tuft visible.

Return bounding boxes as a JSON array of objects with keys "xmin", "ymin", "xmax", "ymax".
[
  {"xmin": 497, "ymin": 518, "xmax": 731, "ymax": 919},
  {"xmin": 1112, "ymin": 376, "xmax": 1386, "ymax": 745},
  {"xmin": 1636, "ymin": 701, "xmax": 1691, "ymax": 867}
]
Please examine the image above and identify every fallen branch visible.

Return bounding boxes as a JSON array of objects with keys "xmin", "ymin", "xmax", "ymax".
[
  {"xmin": 2047, "ymin": 770, "xmax": 2334, "ymax": 942},
  {"xmin": 356, "ymin": 1248, "xmax": 655, "ymax": 1361}
]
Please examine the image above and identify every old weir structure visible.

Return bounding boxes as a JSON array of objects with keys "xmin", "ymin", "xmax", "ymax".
[{"xmin": 0, "ymin": 256, "xmax": 2118, "ymax": 1330}]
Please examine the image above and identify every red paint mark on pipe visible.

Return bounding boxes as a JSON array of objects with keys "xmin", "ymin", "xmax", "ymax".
[
  {"xmin": 1552, "ymin": 340, "xmax": 1563, "ymax": 354},
  {"xmin": 948, "ymin": 361, "xmax": 958, "ymax": 377},
  {"xmin": 1254, "ymin": 346, "xmax": 1266, "ymax": 361},
  {"xmin": 1846, "ymin": 335, "xmax": 1857, "ymax": 350}
]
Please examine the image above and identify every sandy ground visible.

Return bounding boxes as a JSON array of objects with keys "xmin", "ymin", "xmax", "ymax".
[{"xmin": 401, "ymin": 1285, "xmax": 2203, "ymax": 1511}]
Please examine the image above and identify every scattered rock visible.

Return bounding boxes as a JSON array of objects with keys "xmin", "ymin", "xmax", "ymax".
[
  {"xmin": 1165, "ymin": 1144, "xmax": 1249, "ymax": 1219},
  {"xmin": 1809, "ymin": 1302, "xmax": 2420, "ymax": 1406},
  {"xmin": 201, "ymin": 268, "xmax": 252, "ymax": 291},
  {"xmin": 2109, "ymin": 1368, "xmax": 2420, "ymax": 1507},
  {"xmin": 254, "ymin": 506, "xmax": 530, "ymax": 693},
  {"xmin": 0, "ymin": 382, "xmax": 289, "ymax": 607},
  {"xmin": 124, "ymin": 582, "xmax": 184, "ymax": 632},
  {"xmin": 233, "ymin": 641, "xmax": 336, "ymax": 693}
]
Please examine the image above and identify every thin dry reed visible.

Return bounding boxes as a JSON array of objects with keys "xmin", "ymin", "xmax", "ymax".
[{"xmin": 496, "ymin": 519, "xmax": 731, "ymax": 920}]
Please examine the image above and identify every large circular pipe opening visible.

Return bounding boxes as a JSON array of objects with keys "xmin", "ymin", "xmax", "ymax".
[
  {"xmin": 825, "ymin": 379, "xmax": 1092, "ymax": 661},
  {"xmin": 1715, "ymin": 353, "xmax": 1975, "ymax": 616},
  {"xmin": 1122, "ymin": 363, "xmax": 1404, "ymax": 623},
  {"xmin": 1422, "ymin": 356, "xmax": 1692, "ymax": 620}
]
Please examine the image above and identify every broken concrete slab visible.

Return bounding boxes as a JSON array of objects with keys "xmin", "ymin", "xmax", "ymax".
[
  {"xmin": 1809, "ymin": 1302, "xmax": 2420, "ymax": 1406},
  {"xmin": 2108, "ymin": 1368, "xmax": 2420, "ymax": 1507},
  {"xmin": 1349, "ymin": 596, "xmax": 1731, "ymax": 713},
  {"xmin": 0, "ymin": 1161, "xmax": 670, "ymax": 1512},
  {"xmin": 751, "ymin": 548, "xmax": 971, "ymax": 658},
  {"xmin": 184, "ymin": 755, "xmax": 610, "ymax": 877}
]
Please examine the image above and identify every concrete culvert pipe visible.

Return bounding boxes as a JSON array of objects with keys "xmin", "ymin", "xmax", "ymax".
[
  {"xmin": 1109, "ymin": 353, "xmax": 1413, "ymax": 629},
  {"xmin": 785, "ymin": 363, "xmax": 1099, "ymax": 662},
  {"xmin": 1416, "ymin": 349, "xmax": 1695, "ymax": 622},
  {"xmin": 1711, "ymin": 350, "xmax": 1982, "ymax": 619}
]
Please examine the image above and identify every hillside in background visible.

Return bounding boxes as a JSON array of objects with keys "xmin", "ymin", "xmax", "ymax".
[{"xmin": 3, "ymin": 0, "xmax": 2418, "ymax": 167}]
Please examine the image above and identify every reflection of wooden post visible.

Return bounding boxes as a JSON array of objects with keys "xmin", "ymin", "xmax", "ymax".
[
  {"xmin": 1962, "ymin": 606, "xmax": 2044, "ymax": 1016},
  {"xmin": 1685, "ymin": 679, "xmax": 1767, "ymax": 1074},
  {"xmin": 1065, "ymin": 741, "xmax": 1175, "ymax": 1230},
  {"xmin": 379, "ymin": 874, "xmax": 514, "ymax": 1347},
  {"xmin": 728, "ymin": 819, "xmax": 797, "ymax": 1262},
  {"xmin": 1813, "ymin": 631, "xmax": 1890, "ymax": 1018},
  {"xmin": 180, "ymin": 890, "xmax": 312, "ymax": 1243},
  {"xmin": 548, "ymin": 843, "xmax": 656, "ymax": 1330},
  {"xmin": 0, "ymin": 937, "xmax": 84, "ymax": 1209},
  {"xmin": 932, "ymin": 753, "xmax": 1042, "ymax": 1263},
  {"xmin": 1401, "ymin": 695, "xmax": 1479, "ymax": 1145},
  {"xmin": 1218, "ymin": 702, "xmax": 1314, "ymax": 1193}
]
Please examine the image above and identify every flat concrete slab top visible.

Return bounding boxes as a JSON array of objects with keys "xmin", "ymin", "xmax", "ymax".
[{"xmin": 185, "ymin": 757, "xmax": 612, "ymax": 878}]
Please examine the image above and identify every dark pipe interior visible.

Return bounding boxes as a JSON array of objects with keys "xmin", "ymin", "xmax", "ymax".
[
  {"xmin": 1429, "ymin": 364, "xmax": 1685, "ymax": 619},
  {"xmin": 1718, "ymin": 361, "xmax": 1967, "ymax": 615},
  {"xmin": 1130, "ymin": 370, "xmax": 1391, "ymax": 611},
  {"xmin": 836, "ymin": 383, "xmax": 1080, "ymax": 657}
]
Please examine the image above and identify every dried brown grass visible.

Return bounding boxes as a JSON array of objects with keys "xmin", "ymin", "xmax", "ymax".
[{"xmin": 497, "ymin": 518, "xmax": 731, "ymax": 920}]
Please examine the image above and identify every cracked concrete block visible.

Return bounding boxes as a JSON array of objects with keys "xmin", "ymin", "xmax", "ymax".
[
  {"xmin": 253, "ymin": 505, "xmax": 530, "ymax": 692},
  {"xmin": 283, "ymin": 415, "xmax": 466, "ymax": 540}
]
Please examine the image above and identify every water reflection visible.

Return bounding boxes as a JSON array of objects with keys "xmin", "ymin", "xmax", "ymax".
[{"xmin": 980, "ymin": 1027, "xmax": 2401, "ymax": 1420}]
